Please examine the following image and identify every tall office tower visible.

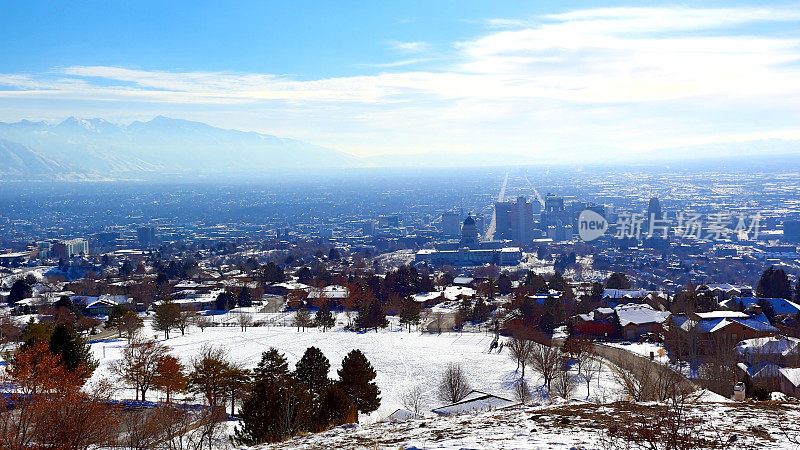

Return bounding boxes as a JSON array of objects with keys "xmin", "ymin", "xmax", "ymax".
[
  {"xmin": 137, "ymin": 226, "xmax": 157, "ymax": 246},
  {"xmin": 541, "ymin": 193, "xmax": 568, "ymax": 230},
  {"xmin": 441, "ymin": 211, "xmax": 461, "ymax": 236},
  {"xmin": 647, "ymin": 197, "xmax": 663, "ymax": 221},
  {"xmin": 494, "ymin": 196, "xmax": 535, "ymax": 243},
  {"xmin": 52, "ymin": 238, "xmax": 89, "ymax": 259},
  {"xmin": 784, "ymin": 220, "xmax": 800, "ymax": 242}
]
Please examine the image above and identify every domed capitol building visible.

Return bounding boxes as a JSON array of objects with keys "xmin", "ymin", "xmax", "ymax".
[{"xmin": 414, "ymin": 214, "xmax": 522, "ymax": 267}]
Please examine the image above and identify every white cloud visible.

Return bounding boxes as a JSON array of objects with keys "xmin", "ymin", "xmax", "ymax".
[
  {"xmin": 2, "ymin": 5, "xmax": 800, "ymax": 160},
  {"xmin": 387, "ymin": 40, "xmax": 429, "ymax": 53}
]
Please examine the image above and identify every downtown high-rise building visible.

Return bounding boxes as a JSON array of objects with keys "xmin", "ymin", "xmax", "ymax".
[
  {"xmin": 494, "ymin": 196, "xmax": 535, "ymax": 243},
  {"xmin": 440, "ymin": 211, "xmax": 461, "ymax": 237}
]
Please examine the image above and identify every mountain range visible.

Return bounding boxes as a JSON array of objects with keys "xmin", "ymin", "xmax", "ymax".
[
  {"xmin": 0, "ymin": 116, "xmax": 357, "ymax": 180},
  {"xmin": 1, "ymin": 116, "xmax": 799, "ymax": 180}
]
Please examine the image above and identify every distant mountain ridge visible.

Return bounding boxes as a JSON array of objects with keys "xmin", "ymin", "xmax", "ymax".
[{"xmin": 0, "ymin": 116, "xmax": 357, "ymax": 179}]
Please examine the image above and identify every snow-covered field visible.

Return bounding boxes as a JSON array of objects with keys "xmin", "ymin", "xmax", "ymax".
[{"xmin": 89, "ymin": 315, "xmax": 624, "ymax": 421}]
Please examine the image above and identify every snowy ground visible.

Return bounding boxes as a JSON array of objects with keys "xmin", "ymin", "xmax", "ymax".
[
  {"xmin": 89, "ymin": 314, "xmax": 625, "ymax": 422},
  {"xmin": 257, "ymin": 400, "xmax": 800, "ymax": 449},
  {"xmin": 604, "ymin": 341, "xmax": 669, "ymax": 363}
]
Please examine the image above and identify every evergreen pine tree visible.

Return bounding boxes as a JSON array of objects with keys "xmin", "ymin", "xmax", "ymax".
[
  {"xmin": 458, "ymin": 298, "xmax": 473, "ymax": 323},
  {"xmin": 294, "ymin": 346, "xmax": 330, "ymax": 399},
  {"xmin": 757, "ymin": 266, "xmax": 793, "ymax": 299},
  {"xmin": 48, "ymin": 322, "xmax": 97, "ymax": 375},
  {"xmin": 237, "ymin": 288, "xmax": 253, "ymax": 308},
  {"xmin": 364, "ymin": 298, "xmax": 388, "ymax": 332},
  {"xmin": 606, "ymin": 272, "xmax": 631, "ymax": 290},
  {"xmin": 253, "ymin": 347, "xmax": 290, "ymax": 384},
  {"xmin": 235, "ymin": 374, "xmax": 311, "ymax": 444},
  {"xmin": 355, "ymin": 298, "xmax": 387, "ymax": 331},
  {"xmin": 315, "ymin": 303, "xmax": 335, "ymax": 331},
  {"xmin": 337, "ymin": 349, "xmax": 380, "ymax": 418},
  {"xmin": 8, "ymin": 279, "xmax": 32, "ymax": 306},
  {"xmin": 497, "ymin": 274, "xmax": 512, "ymax": 294},
  {"xmin": 314, "ymin": 383, "xmax": 355, "ymax": 431},
  {"xmin": 472, "ymin": 297, "xmax": 490, "ymax": 323},
  {"xmin": 215, "ymin": 291, "xmax": 237, "ymax": 311}
]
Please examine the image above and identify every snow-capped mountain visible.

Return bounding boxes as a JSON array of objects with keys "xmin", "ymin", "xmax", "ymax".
[{"xmin": 0, "ymin": 116, "xmax": 357, "ymax": 179}]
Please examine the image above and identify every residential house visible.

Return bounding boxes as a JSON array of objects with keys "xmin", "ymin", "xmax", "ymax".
[
  {"xmin": 671, "ymin": 311, "xmax": 778, "ymax": 355},
  {"xmin": 779, "ymin": 368, "xmax": 800, "ymax": 398},
  {"xmin": 697, "ymin": 284, "xmax": 753, "ymax": 302},
  {"xmin": 572, "ymin": 303, "xmax": 670, "ymax": 341}
]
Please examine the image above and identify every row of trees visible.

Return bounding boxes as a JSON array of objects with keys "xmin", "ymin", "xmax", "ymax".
[
  {"xmin": 236, "ymin": 347, "xmax": 380, "ymax": 445},
  {"xmin": 108, "ymin": 338, "xmax": 382, "ymax": 446},
  {"xmin": 507, "ymin": 334, "xmax": 602, "ymax": 401}
]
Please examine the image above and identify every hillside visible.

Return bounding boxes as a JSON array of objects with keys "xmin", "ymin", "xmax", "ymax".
[
  {"xmin": 0, "ymin": 138, "xmax": 69, "ymax": 178},
  {"xmin": 0, "ymin": 117, "xmax": 357, "ymax": 179},
  {"xmin": 257, "ymin": 400, "xmax": 800, "ymax": 449}
]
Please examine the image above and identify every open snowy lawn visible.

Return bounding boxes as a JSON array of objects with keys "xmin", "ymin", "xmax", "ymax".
[{"xmin": 89, "ymin": 319, "xmax": 624, "ymax": 421}]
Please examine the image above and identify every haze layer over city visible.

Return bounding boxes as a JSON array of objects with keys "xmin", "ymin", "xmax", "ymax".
[{"xmin": 2, "ymin": 1, "xmax": 800, "ymax": 449}]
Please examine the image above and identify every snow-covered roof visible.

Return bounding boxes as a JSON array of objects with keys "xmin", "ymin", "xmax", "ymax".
[
  {"xmin": 272, "ymin": 281, "xmax": 312, "ymax": 291},
  {"xmin": 308, "ymin": 285, "xmax": 349, "ymax": 299},
  {"xmin": 431, "ymin": 390, "xmax": 516, "ymax": 416},
  {"xmin": 386, "ymin": 408, "xmax": 421, "ymax": 421},
  {"xmin": 412, "ymin": 292, "xmax": 442, "ymax": 303},
  {"xmin": 615, "ymin": 303, "xmax": 670, "ymax": 326},
  {"xmin": 736, "ymin": 336, "xmax": 800, "ymax": 357},
  {"xmin": 695, "ymin": 311, "xmax": 749, "ymax": 319},
  {"xmin": 442, "ymin": 286, "xmax": 476, "ymax": 301},
  {"xmin": 725, "ymin": 297, "xmax": 800, "ymax": 315},
  {"xmin": 780, "ymin": 367, "xmax": 800, "ymax": 387},
  {"xmin": 86, "ymin": 295, "xmax": 132, "ymax": 308},
  {"xmin": 174, "ymin": 280, "xmax": 204, "ymax": 289},
  {"xmin": 737, "ymin": 361, "xmax": 781, "ymax": 378},
  {"xmin": 602, "ymin": 289, "xmax": 650, "ymax": 299},
  {"xmin": 700, "ymin": 283, "xmax": 751, "ymax": 292},
  {"xmin": 682, "ymin": 311, "xmax": 777, "ymax": 334},
  {"xmin": 453, "ymin": 277, "xmax": 474, "ymax": 285}
]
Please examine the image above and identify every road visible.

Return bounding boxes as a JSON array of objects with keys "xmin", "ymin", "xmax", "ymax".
[
  {"xmin": 523, "ymin": 172, "xmax": 544, "ymax": 209},
  {"xmin": 484, "ymin": 172, "xmax": 509, "ymax": 240}
]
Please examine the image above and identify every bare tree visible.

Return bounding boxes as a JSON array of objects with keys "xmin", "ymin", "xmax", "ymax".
[
  {"xmin": 699, "ymin": 337, "xmax": 739, "ymax": 396},
  {"xmin": 119, "ymin": 310, "xmax": 143, "ymax": 344},
  {"xmin": 527, "ymin": 342, "xmax": 562, "ymax": 393},
  {"xmin": 551, "ymin": 357, "xmax": 578, "ymax": 400},
  {"xmin": 437, "ymin": 363, "xmax": 472, "ymax": 404},
  {"xmin": 611, "ymin": 353, "xmax": 688, "ymax": 402},
  {"xmin": 238, "ymin": 312, "xmax": 253, "ymax": 332},
  {"xmin": 176, "ymin": 307, "xmax": 196, "ymax": 336},
  {"xmin": 194, "ymin": 314, "xmax": 212, "ymax": 332},
  {"xmin": 294, "ymin": 306, "xmax": 311, "ymax": 332},
  {"xmin": 575, "ymin": 350, "xmax": 602, "ymax": 399},
  {"xmin": 431, "ymin": 311, "xmax": 445, "ymax": 334},
  {"xmin": 0, "ymin": 314, "xmax": 22, "ymax": 353},
  {"xmin": 507, "ymin": 336, "xmax": 535, "ymax": 378},
  {"xmin": 401, "ymin": 385, "xmax": 425, "ymax": 416},
  {"xmin": 513, "ymin": 378, "xmax": 531, "ymax": 404},
  {"xmin": 111, "ymin": 337, "xmax": 170, "ymax": 401}
]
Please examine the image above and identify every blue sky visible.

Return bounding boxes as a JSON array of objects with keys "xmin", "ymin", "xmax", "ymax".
[{"xmin": 1, "ymin": 1, "xmax": 800, "ymax": 161}]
